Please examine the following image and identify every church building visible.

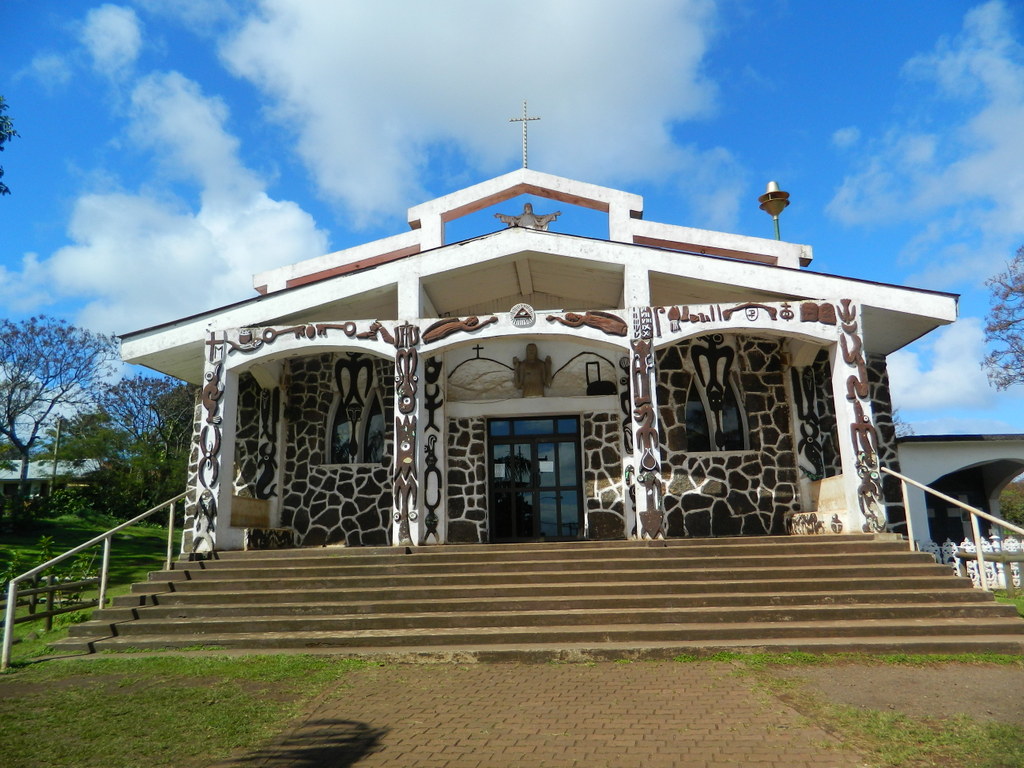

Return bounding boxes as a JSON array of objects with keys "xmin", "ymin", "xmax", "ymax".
[{"xmin": 120, "ymin": 169, "xmax": 958, "ymax": 553}]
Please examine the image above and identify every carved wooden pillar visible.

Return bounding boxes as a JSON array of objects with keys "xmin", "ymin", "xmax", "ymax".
[
  {"xmin": 629, "ymin": 307, "xmax": 665, "ymax": 539},
  {"xmin": 421, "ymin": 356, "xmax": 446, "ymax": 544},
  {"xmin": 829, "ymin": 300, "xmax": 887, "ymax": 534},
  {"xmin": 196, "ymin": 332, "xmax": 240, "ymax": 553},
  {"xmin": 784, "ymin": 340, "xmax": 828, "ymax": 512},
  {"xmin": 250, "ymin": 362, "xmax": 285, "ymax": 527},
  {"xmin": 392, "ymin": 323, "xmax": 422, "ymax": 546}
]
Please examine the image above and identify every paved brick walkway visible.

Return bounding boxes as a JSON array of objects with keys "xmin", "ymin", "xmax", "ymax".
[{"xmin": 215, "ymin": 661, "xmax": 866, "ymax": 767}]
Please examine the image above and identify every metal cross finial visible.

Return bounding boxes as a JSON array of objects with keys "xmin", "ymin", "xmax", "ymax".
[{"xmin": 509, "ymin": 100, "xmax": 539, "ymax": 169}]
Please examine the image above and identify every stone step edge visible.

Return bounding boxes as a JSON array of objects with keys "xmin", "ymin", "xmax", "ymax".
[
  {"xmin": 46, "ymin": 635, "xmax": 1024, "ymax": 662},
  {"xmin": 206, "ymin": 533, "xmax": 891, "ymax": 559},
  {"xmin": 68, "ymin": 604, "xmax": 1021, "ymax": 639},
  {"xmin": 60, "ymin": 615, "xmax": 1024, "ymax": 641},
  {"xmin": 51, "ymin": 618, "xmax": 1024, "ymax": 653},
  {"xmin": 138, "ymin": 562, "xmax": 953, "ymax": 586},
  {"xmin": 151, "ymin": 552, "xmax": 935, "ymax": 578},
  {"xmin": 83, "ymin": 600, "xmax": 1019, "ymax": 626},
  {"xmin": 174, "ymin": 542, "xmax": 913, "ymax": 568},
  {"xmin": 102, "ymin": 588, "xmax": 992, "ymax": 613},
  {"xmin": 126, "ymin": 574, "xmax": 977, "ymax": 599}
]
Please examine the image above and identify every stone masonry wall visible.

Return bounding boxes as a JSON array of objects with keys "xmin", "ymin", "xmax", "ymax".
[
  {"xmin": 583, "ymin": 411, "xmax": 626, "ymax": 539},
  {"xmin": 279, "ymin": 353, "xmax": 393, "ymax": 547},
  {"xmin": 446, "ymin": 417, "xmax": 488, "ymax": 543},
  {"xmin": 867, "ymin": 354, "xmax": 906, "ymax": 529},
  {"xmin": 656, "ymin": 335, "xmax": 800, "ymax": 537}
]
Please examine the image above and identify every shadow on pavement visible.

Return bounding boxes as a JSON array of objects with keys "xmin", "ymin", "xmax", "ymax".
[{"xmin": 222, "ymin": 719, "xmax": 388, "ymax": 768}]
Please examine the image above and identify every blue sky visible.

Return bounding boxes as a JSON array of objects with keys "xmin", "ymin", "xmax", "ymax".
[{"xmin": 1, "ymin": 0, "xmax": 1023, "ymax": 435}]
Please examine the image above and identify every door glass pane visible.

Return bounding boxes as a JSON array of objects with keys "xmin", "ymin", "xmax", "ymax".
[
  {"xmin": 515, "ymin": 419, "xmax": 554, "ymax": 436},
  {"xmin": 515, "ymin": 491, "xmax": 534, "ymax": 538},
  {"xmin": 558, "ymin": 442, "xmax": 578, "ymax": 487},
  {"xmin": 491, "ymin": 444, "xmax": 511, "ymax": 488},
  {"xmin": 536, "ymin": 442, "xmax": 556, "ymax": 487},
  {"xmin": 539, "ymin": 492, "xmax": 560, "ymax": 537},
  {"xmin": 506, "ymin": 443, "xmax": 532, "ymax": 487},
  {"xmin": 557, "ymin": 418, "xmax": 577, "ymax": 434},
  {"xmin": 494, "ymin": 492, "xmax": 515, "ymax": 540},
  {"xmin": 559, "ymin": 491, "xmax": 579, "ymax": 537},
  {"xmin": 489, "ymin": 420, "xmax": 511, "ymax": 437}
]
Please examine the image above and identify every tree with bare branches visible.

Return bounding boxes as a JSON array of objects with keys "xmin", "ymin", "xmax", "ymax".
[
  {"xmin": 0, "ymin": 317, "xmax": 117, "ymax": 494},
  {"xmin": 984, "ymin": 246, "xmax": 1024, "ymax": 390}
]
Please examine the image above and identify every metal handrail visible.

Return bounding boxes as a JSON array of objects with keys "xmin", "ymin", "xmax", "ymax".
[
  {"xmin": 2, "ymin": 491, "xmax": 188, "ymax": 670},
  {"xmin": 881, "ymin": 467, "xmax": 1024, "ymax": 593}
]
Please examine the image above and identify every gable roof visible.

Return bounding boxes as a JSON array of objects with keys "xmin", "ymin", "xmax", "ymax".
[{"xmin": 121, "ymin": 170, "xmax": 958, "ymax": 383}]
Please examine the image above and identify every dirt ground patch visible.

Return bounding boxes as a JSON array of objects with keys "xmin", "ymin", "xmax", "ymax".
[{"xmin": 770, "ymin": 662, "xmax": 1024, "ymax": 724}]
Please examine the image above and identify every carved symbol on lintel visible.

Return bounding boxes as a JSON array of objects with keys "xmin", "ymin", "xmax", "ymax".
[{"xmin": 510, "ymin": 303, "xmax": 536, "ymax": 327}]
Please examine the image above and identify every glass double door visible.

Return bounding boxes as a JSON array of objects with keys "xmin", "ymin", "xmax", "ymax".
[{"xmin": 488, "ymin": 417, "xmax": 582, "ymax": 542}]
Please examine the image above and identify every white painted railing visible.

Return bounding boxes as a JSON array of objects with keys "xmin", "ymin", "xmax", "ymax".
[
  {"xmin": 1, "ymin": 491, "xmax": 187, "ymax": 670},
  {"xmin": 918, "ymin": 535, "xmax": 1022, "ymax": 593},
  {"xmin": 881, "ymin": 466, "xmax": 1024, "ymax": 593}
]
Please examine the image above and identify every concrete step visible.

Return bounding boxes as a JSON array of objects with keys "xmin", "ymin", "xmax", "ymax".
[
  {"xmin": 203, "ymin": 534, "xmax": 884, "ymax": 560},
  {"xmin": 55, "ymin": 617, "xmax": 1024, "ymax": 654},
  {"xmin": 96, "ymin": 588, "xmax": 992, "ymax": 621},
  {"xmin": 66, "ymin": 601, "xmax": 1021, "ymax": 638},
  {"xmin": 132, "ymin": 562, "xmax": 954, "ymax": 594},
  {"xmin": 172, "ymin": 538, "xmax": 910, "ymax": 570},
  {"xmin": 54, "ymin": 534, "xmax": 1024, "ymax": 658},
  {"xmin": 113, "ymin": 575, "xmax": 979, "ymax": 607},
  {"xmin": 148, "ymin": 550, "xmax": 935, "ymax": 582}
]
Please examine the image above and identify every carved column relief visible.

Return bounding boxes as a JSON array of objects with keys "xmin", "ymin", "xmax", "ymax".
[
  {"xmin": 392, "ymin": 323, "xmax": 421, "ymax": 546},
  {"xmin": 791, "ymin": 365, "xmax": 826, "ymax": 482},
  {"xmin": 630, "ymin": 307, "xmax": 665, "ymax": 539},
  {"xmin": 194, "ymin": 333, "xmax": 239, "ymax": 553},
  {"xmin": 834, "ymin": 300, "xmax": 886, "ymax": 533},
  {"xmin": 421, "ymin": 356, "xmax": 445, "ymax": 544},
  {"xmin": 182, "ymin": 395, "xmax": 203, "ymax": 554}
]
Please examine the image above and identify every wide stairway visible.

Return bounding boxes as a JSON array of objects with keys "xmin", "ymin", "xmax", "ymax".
[{"xmin": 55, "ymin": 535, "xmax": 1024, "ymax": 659}]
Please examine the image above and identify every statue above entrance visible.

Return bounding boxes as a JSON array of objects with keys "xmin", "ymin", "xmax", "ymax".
[
  {"xmin": 513, "ymin": 343, "xmax": 552, "ymax": 397},
  {"xmin": 495, "ymin": 202, "xmax": 561, "ymax": 231}
]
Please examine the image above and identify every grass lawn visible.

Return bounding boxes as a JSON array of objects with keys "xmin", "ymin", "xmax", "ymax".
[
  {"xmin": 993, "ymin": 589, "xmax": 1024, "ymax": 617},
  {"xmin": 0, "ymin": 655, "xmax": 369, "ymax": 768},
  {"xmin": 2, "ymin": 513, "xmax": 171, "ymax": 664}
]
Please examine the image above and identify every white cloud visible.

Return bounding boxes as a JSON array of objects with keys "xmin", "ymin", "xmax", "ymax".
[
  {"xmin": 0, "ymin": 253, "xmax": 54, "ymax": 315},
  {"xmin": 132, "ymin": 0, "xmax": 238, "ymax": 33},
  {"xmin": 26, "ymin": 54, "xmax": 73, "ymax": 89},
  {"xmin": 80, "ymin": 4, "xmax": 143, "ymax": 79},
  {"xmin": 3, "ymin": 69, "xmax": 328, "ymax": 335},
  {"xmin": 831, "ymin": 126, "xmax": 860, "ymax": 149},
  {"xmin": 827, "ymin": 1, "xmax": 1024, "ymax": 288},
  {"xmin": 888, "ymin": 318, "xmax": 995, "ymax": 411},
  {"xmin": 219, "ymin": 0, "xmax": 723, "ymax": 226}
]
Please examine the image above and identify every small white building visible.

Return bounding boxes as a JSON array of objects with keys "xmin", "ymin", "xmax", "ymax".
[
  {"xmin": 897, "ymin": 434, "xmax": 1024, "ymax": 544},
  {"xmin": 120, "ymin": 169, "xmax": 959, "ymax": 553}
]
